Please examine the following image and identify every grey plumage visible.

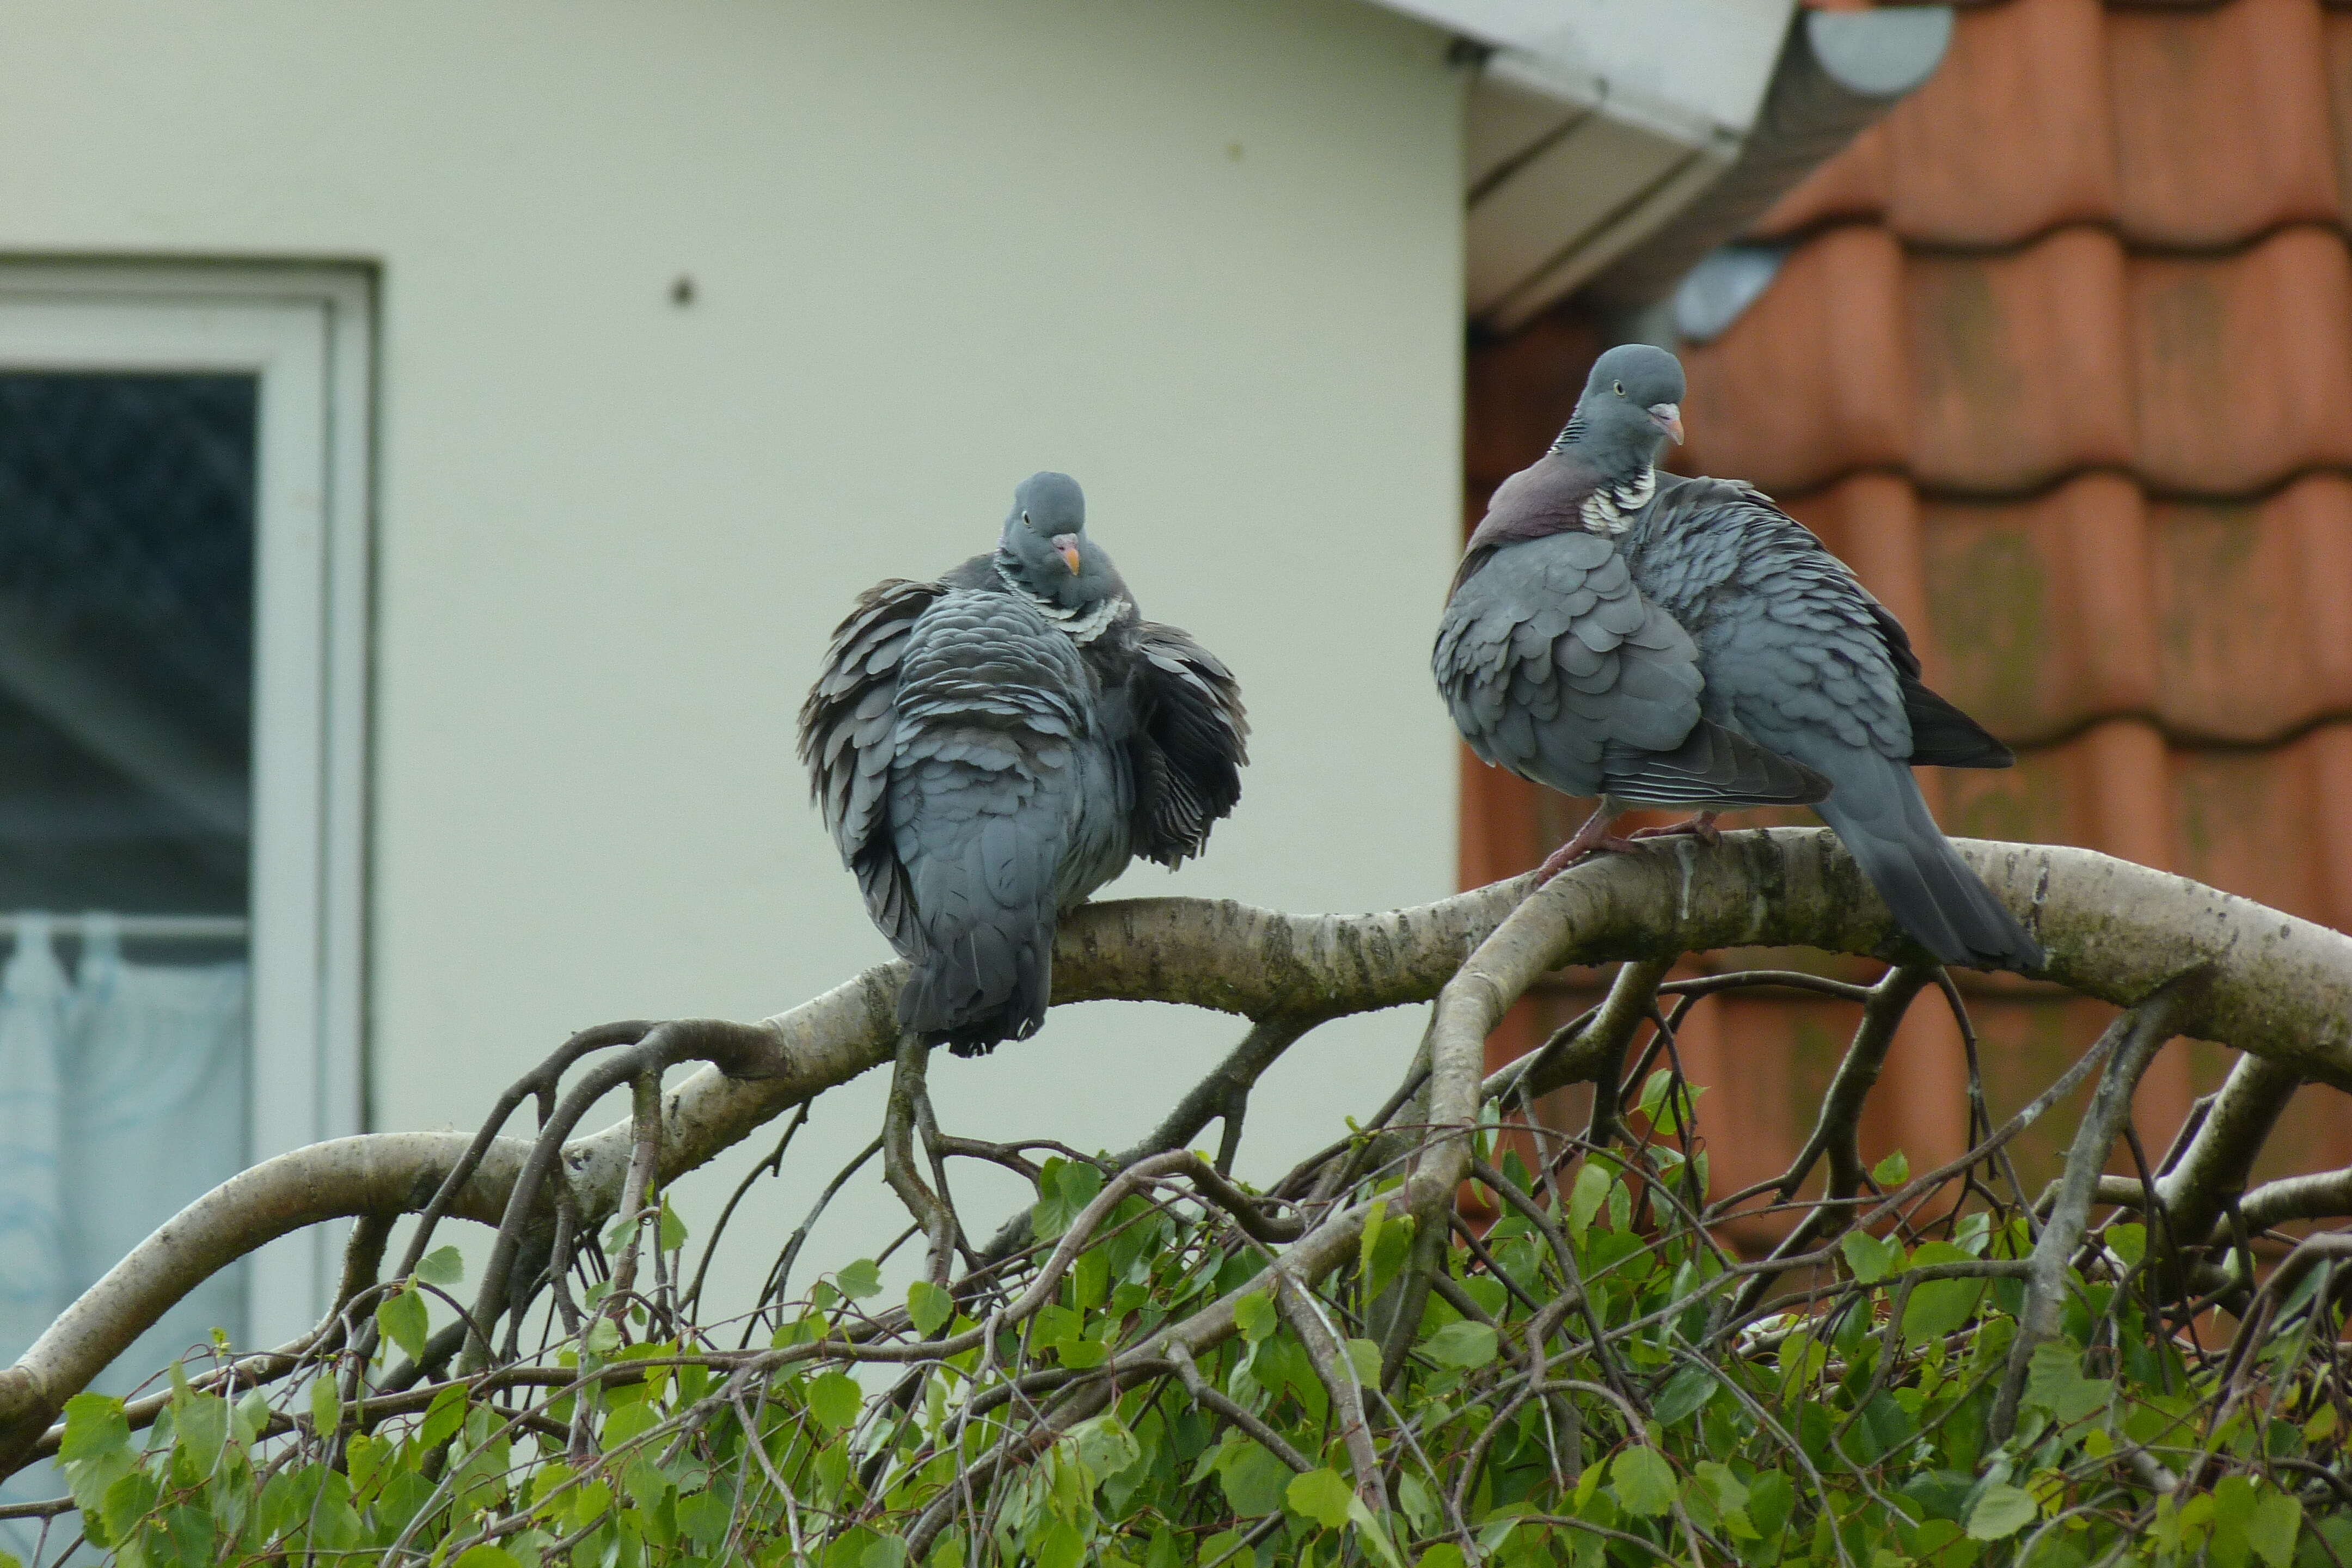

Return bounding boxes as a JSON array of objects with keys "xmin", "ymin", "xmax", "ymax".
[
  {"xmin": 800, "ymin": 472, "xmax": 1247, "ymax": 1056},
  {"xmin": 1436, "ymin": 345, "xmax": 2042, "ymax": 972}
]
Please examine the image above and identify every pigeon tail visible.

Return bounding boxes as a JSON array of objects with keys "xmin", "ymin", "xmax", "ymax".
[
  {"xmin": 1815, "ymin": 759, "xmax": 2044, "ymax": 973},
  {"xmin": 897, "ymin": 926, "xmax": 1054, "ymax": 1059}
]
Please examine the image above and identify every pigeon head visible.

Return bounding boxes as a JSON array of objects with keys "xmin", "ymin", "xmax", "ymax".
[
  {"xmin": 996, "ymin": 471, "xmax": 1119, "ymax": 611},
  {"xmin": 1554, "ymin": 344, "xmax": 1686, "ymax": 476}
]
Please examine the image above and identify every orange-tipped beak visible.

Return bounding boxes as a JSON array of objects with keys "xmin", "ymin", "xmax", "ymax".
[
  {"xmin": 1649, "ymin": 402, "xmax": 1685, "ymax": 444},
  {"xmin": 1053, "ymin": 536, "xmax": 1082, "ymax": 575}
]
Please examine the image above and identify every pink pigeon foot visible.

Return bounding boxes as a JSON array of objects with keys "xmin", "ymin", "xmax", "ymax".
[
  {"xmin": 1626, "ymin": 810, "xmax": 1722, "ymax": 848},
  {"xmin": 1533, "ymin": 805, "xmax": 1644, "ymax": 884}
]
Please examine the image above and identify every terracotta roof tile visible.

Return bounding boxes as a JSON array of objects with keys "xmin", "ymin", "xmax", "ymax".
[
  {"xmin": 2323, "ymin": 9, "xmax": 2352, "ymax": 214},
  {"xmin": 2311, "ymin": 722, "xmax": 2352, "ymax": 933},
  {"xmin": 1883, "ymin": 0, "xmax": 2117, "ymax": 246},
  {"xmin": 2127, "ymin": 226, "xmax": 2352, "ymax": 492},
  {"xmin": 1677, "ymin": 224, "xmax": 1908, "ymax": 493},
  {"xmin": 2106, "ymin": 0, "xmax": 2340, "ymax": 245},
  {"xmin": 2171, "ymin": 730, "xmax": 2339, "ymax": 925},
  {"xmin": 2147, "ymin": 479, "xmax": 2352, "ymax": 740},
  {"xmin": 1913, "ymin": 474, "xmax": 2158, "ymax": 743},
  {"xmin": 1907, "ymin": 228, "xmax": 2133, "ymax": 492}
]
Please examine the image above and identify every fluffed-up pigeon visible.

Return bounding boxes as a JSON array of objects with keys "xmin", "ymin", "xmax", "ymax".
[
  {"xmin": 800, "ymin": 472, "xmax": 1250, "ymax": 1056},
  {"xmin": 1435, "ymin": 345, "xmax": 2043, "ymax": 971}
]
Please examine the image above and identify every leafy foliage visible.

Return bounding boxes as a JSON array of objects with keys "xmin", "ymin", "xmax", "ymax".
[{"xmin": 24, "ymin": 1109, "xmax": 2352, "ymax": 1568}]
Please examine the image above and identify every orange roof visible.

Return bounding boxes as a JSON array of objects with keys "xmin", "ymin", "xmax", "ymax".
[{"xmin": 1463, "ymin": 0, "xmax": 2352, "ymax": 1203}]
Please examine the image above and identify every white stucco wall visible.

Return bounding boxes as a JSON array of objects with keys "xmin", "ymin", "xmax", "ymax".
[{"xmin": 0, "ymin": 0, "xmax": 1464, "ymax": 1316}]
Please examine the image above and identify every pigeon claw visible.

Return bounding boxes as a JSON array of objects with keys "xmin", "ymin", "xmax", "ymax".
[
  {"xmin": 1533, "ymin": 806, "xmax": 1646, "ymax": 884},
  {"xmin": 1626, "ymin": 811, "xmax": 1722, "ymax": 849}
]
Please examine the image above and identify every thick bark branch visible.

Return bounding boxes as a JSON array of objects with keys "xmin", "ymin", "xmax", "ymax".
[{"xmin": 7, "ymin": 830, "xmax": 2350, "ymax": 1465}]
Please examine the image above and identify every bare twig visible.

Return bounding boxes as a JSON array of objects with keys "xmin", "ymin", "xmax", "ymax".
[{"xmin": 1989, "ymin": 971, "xmax": 2206, "ymax": 1442}]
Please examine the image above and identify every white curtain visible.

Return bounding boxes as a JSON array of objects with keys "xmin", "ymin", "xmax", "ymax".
[
  {"xmin": 0, "ymin": 915, "xmax": 249, "ymax": 1560},
  {"xmin": 63, "ymin": 916, "xmax": 250, "ymax": 1392}
]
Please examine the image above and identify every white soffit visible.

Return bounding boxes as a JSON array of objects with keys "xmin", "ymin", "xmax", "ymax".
[{"xmin": 1376, "ymin": 0, "xmax": 1800, "ymax": 329}]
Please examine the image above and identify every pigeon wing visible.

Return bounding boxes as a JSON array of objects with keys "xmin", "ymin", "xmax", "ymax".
[
  {"xmin": 1131, "ymin": 620, "xmax": 1250, "ymax": 868},
  {"xmin": 1435, "ymin": 530, "xmax": 1819, "ymax": 805},
  {"xmin": 798, "ymin": 577, "xmax": 944, "ymax": 953}
]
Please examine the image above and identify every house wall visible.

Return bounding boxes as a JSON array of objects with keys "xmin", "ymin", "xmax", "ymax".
[{"xmin": 0, "ymin": 0, "xmax": 1465, "ymax": 1309}]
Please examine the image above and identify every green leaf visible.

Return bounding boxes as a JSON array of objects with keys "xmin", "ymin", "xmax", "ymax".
[
  {"xmin": 415, "ymin": 1245, "xmax": 465, "ymax": 1287},
  {"xmin": 2022, "ymin": 1342, "xmax": 2112, "ymax": 1423},
  {"xmin": 1396, "ymin": 1471, "xmax": 1438, "ymax": 1536},
  {"xmin": 1363, "ymin": 1212, "xmax": 1413, "ymax": 1301},
  {"xmin": 1073, "ymin": 1247, "xmax": 1110, "ymax": 1311},
  {"xmin": 420, "ymin": 1385, "xmax": 469, "ymax": 1450},
  {"xmin": 1424, "ymin": 1320, "xmax": 1497, "ymax": 1369},
  {"xmin": 1059, "ymin": 1157, "xmax": 1105, "ymax": 1208},
  {"xmin": 2106, "ymin": 1222, "xmax": 2146, "ymax": 1267},
  {"xmin": 1070, "ymin": 1413, "xmax": 1140, "ymax": 1481},
  {"xmin": 1636, "ymin": 1067, "xmax": 1674, "ymax": 1122},
  {"xmin": 1234, "ymin": 1290, "xmax": 1277, "ymax": 1343},
  {"xmin": 1841, "ymin": 1229, "xmax": 1900, "ymax": 1285},
  {"xmin": 100, "ymin": 1468, "xmax": 159, "ymax": 1546},
  {"xmin": 451, "ymin": 1548, "xmax": 525, "ymax": 1568},
  {"xmin": 309, "ymin": 1373, "xmax": 341, "ymax": 1435},
  {"xmin": 1872, "ymin": 1149, "xmax": 1910, "ymax": 1186},
  {"xmin": 835, "ymin": 1258, "xmax": 884, "ymax": 1300},
  {"xmin": 1347, "ymin": 1493, "xmax": 1408, "ymax": 1568},
  {"xmin": 1611, "ymin": 1447, "xmax": 1676, "ymax": 1517},
  {"xmin": 2249, "ymin": 1490, "xmax": 2302, "ymax": 1568},
  {"xmin": 60, "ymin": 1392, "xmax": 129, "ymax": 1463},
  {"xmin": 584, "ymin": 1315, "xmax": 622, "ymax": 1356},
  {"xmin": 1655, "ymin": 1365, "xmax": 1719, "ymax": 1426},
  {"xmin": 1344, "ymin": 1337, "xmax": 1382, "ymax": 1385},
  {"xmin": 907, "ymin": 1278, "xmax": 952, "ymax": 1338},
  {"xmin": 1286, "ymin": 1468, "xmax": 1356, "ymax": 1529},
  {"xmin": 1965, "ymin": 1483, "xmax": 2037, "ymax": 1541},
  {"xmin": 376, "ymin": 1284, "xmax": 430, "ymax": 1364},
  {"xmin": 604, "ymin": 1399, "xmax": 659, "ymax": 1447},
  {"xmin": 1057, "ymin": 1338, "xmax": 1108, "ymax": 1369},
  {"xmin": 1902, "ymin": 1277, "xmax": 1986, "ymax": 1345},
  {"xmin": 1414, "ymin": 1548, "xmax": 1467, "ymax": 1568},
  {"xmin": 1694, "ymin": 1459, "xmax": 1749, "ymax": 1515},
  {"xmin": 1569, "ymin": 1163, "xmax": 1610, "ymax": 1238},
  {"xmin": 172, "ymin": 1390, "xmax": 231, "ymax": 1473},
  {"xmin": 1217, "ymin": 1441, "xmax": 1291, "ymax": 1516},
  {"xmin": 658, "ymin": 1197, "xmax": 689, "ymax": 1253},
  {"xmin": 806, "ymin": 1371, "xmax": 863, "ymax": 1430}
]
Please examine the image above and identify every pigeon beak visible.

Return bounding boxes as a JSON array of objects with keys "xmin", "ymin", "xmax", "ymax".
[
  {"xmin": 1052, "ymin": 535, "xmax": 1082, "ymax": 575},
  {"xmin": 1648, "ymin": 403, "xmax": 1685, "ymax": 444}
]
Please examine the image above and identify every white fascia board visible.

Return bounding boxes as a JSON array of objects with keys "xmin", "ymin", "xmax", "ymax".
[{"xmin": 1381, "ymin": 0, "xmax": 1795, "ymax": 136}]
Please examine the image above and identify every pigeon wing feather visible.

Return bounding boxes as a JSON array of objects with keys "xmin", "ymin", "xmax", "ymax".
[{"xmin": 1131, "ymin": 620, "xmax": 1250, "ymax": 867}]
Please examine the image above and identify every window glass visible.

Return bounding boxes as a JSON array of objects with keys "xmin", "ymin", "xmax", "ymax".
[{"xmin": 0, "ymin": 372, "xmax": 255, "ymax": 912}]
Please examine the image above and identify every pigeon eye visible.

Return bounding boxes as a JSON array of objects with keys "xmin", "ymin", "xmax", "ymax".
[{"xmin": 1612, "ymin": 380, "xmax": 1625, "ymax": 395}]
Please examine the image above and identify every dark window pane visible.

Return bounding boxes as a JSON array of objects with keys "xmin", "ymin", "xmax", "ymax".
[{"xmin": 0, "ymin": 373, "xmax": 256, "ymax": 913}]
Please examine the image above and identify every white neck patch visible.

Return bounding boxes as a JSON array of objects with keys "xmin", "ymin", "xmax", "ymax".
[
  {"xmin": 997, "ymin": 561, "xmax": 1129, "ymax": 645},
  {"xmin": 1579, "ymin": 467, "xmax": 1656, "ymax": 535}
]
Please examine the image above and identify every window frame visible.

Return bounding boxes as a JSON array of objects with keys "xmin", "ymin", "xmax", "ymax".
[{"xmin": 0, "ymin": 262, "xmax": 373, "ymax": 1345}]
